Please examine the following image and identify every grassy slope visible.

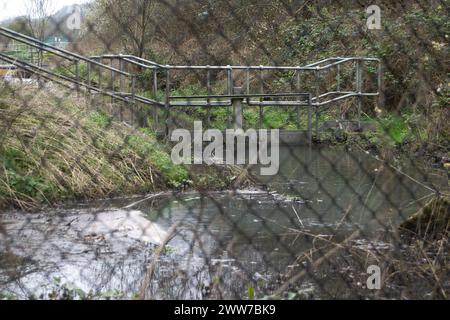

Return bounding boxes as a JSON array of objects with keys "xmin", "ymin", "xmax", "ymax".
[{"xmin": 0, "ymin": 84, "xmax": 191, "ymax": 210}]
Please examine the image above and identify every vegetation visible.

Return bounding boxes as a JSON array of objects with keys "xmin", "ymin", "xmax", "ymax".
[
  {"xmin": 0, "ymin": 83, "xmax": 246, "ymax": 209},
  {"xmin": 1, "ymin": 0, "xmax": 447, "ymax": 207},
  {"xmin": 82, "ymin": 1, "xmax": 449, "ymax": 159}
]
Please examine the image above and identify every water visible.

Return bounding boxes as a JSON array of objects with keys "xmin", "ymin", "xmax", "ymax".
[{"xmin": 0, "ymin": 146, "xmax": 447, "ymax": 299}]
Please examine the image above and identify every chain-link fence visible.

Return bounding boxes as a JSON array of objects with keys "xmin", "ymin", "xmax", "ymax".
[{"xmin": 0, "ymin": 0, "xmax": 449, "ymax": 300}]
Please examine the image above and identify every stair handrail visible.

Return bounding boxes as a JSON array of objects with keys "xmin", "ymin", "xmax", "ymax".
[{"xmin": 0, "ymin": 27, "xmax": 130, "ymax": 77}]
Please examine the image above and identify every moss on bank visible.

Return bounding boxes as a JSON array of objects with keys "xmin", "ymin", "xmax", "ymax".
[{"xmin": 0, "ymin": 85, "xmax": 243, "ymax": 210}]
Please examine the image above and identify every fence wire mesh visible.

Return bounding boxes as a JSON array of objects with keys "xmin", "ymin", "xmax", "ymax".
[{"xmin": 0, "ymin": 0, "xmax": 449, "ymax": 300}]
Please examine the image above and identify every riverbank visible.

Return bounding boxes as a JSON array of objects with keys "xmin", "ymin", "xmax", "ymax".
[
  {"xmin": 1, "ymin": 83, "xmax": 448, "ymax": 211},
  {"xmin": 317, "ymin": 120, "xmax": 449, "ymax": 175},
  {"xmin": 0, "ymin": 85, "xmax": 251, "ymax": 211}
]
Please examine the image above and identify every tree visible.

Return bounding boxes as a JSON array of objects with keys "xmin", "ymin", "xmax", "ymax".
[
  {"xmin": 94, "ymin": 0, "xmax": 161, "ymax": 58},
  {"xmin": 6, "ymin": 17, "xmax": 33, "ymax": 36},
  {"xmin": 25, "ymin": 0, "xmax": 55, "ymax": 41}
]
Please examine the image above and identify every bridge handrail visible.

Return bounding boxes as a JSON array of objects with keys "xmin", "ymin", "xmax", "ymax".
[
  {"xmin": 0, "ymin": 27, "xmax": 131, "ymax": 77},
  {"xmin": 0, "ymin": 52, "xmax": 130, "ymax": 103},
  {"xmin": 91, "ymin": 54, "xmax": 379, "ymax": 72}
]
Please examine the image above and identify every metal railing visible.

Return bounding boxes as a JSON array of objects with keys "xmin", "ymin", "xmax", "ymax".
[
  {"xmin": 92, "ymin": 54, "xmax": 381, "ymax": 138},
  {"xmin": 0, "ymin": 27, "xmax": 380, "ymax": 142}
]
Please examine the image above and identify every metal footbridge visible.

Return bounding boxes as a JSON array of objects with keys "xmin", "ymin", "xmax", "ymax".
[{"xmin": 0, "ymin": 27, "xmax": 381, "ymax": 142}]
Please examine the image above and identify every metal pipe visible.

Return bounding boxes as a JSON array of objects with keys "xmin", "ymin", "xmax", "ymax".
[
  {"xmin": 206, "ymin": 66, "xmax": 211, "ymax": 128},
  {"xmin": 246, "ymin": 68, "xmax": 250, "ymax": 94},
  {"xmin": 0, "ymin": 52, "xmax": 128, "ymax": 102},
  {"xmin": 227, "ymin": 66, "xmax": 232, "ymax": 127},
  {"xmin": 0, "ymin": 27, "xmax": 129, "ymax": 76},
  {"xmin": 296, "ymin": 70, "xmax": 301, "ymax": 130},
  {"xmin": 75, "ymin": 60, "xmax": 80, "ymax": 96},
  {"xmin": 308, "ymin": 94, "xmax": 312, "ymax": 144},
  {"xmin": 119, "ymin": 58, "xmax": 124, "ymax": 121},
  {"xmin": 90, "ymin": 54, "xmax": 379, "ymax": 73},
  {"xmin": 153, "ymin": 68, "xmax": 158, "ymax": 126},
  {"xmin": 315, "ymin": 70, "xmax": 320, "ymax": 141},
  {"xmin": 165, "ymin": 69, "xmax": 171, "ymax": 136},
  {"xmin": 259, "ymin": 66, "xmax": 264, "ymax": 129},
  {"xmin": 356, "ymin": 59, "xmax": 363, "ymax": 130}
]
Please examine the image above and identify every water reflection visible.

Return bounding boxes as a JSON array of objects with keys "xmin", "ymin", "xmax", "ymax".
[{"xmin": 0, "ymin": 146, "xmax": 447, "ymax": 299}]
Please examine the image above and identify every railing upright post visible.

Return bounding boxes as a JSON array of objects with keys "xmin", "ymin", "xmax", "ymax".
[
  {"xmin": 337, "ymin": 62, "xmax": 344, "ymax": 120},
  {"xmin": 259, "ymin": 66, "xmax": 264, "ymax": 129},
  {"xmin": 206, "ymin": 66, "xmax": 211, "ymax": 128},
  {"xmin": 87, "ymin": 61, "xmax": 91, "ymax": 108},
  {"xmin": 315, "ymin": 69, "xmax": 320, "ymax": 142},
  {"xmin": 165, "ymin": 68, "xmax": 171, "ymax": 137},
  {"xmin": 75, "ymin": 60, "xmax": 80, "ymax": 97},
  {"xmin": 337, "ymin": 63, "xmax": 341, "ymax": 92},
  {"xmin": 308, "ymin": 93, "xmax": 312, "ymax": 145},
  {"xmin": 296, "ymin": 69, "xmax": 301, "ymax": 130},
  {"xmin": 356, "ymin": 58, "xmax": 363, "ymax": 130},
  {"xmin": 119, "ymin": 57, "xmax": 124, "ymax": 122},
  {"xmin": 110, "ymin": 58, "xmax": 115, "ymax": 106},
  {"xmin": 153, "ymin": 68, "xmax": 158, "ymax": 127},
  {"xmin": 131, "ymin": 75, "xmax": 136, "ymax": 126},
  {"xmin": 97, "ymin": 58, "xmax": 102, "ymax": 108},
  {"xmin": 227, "ymin": 66, "xmax": 232, "ymax": 128},
  {"xmin": 246, "ymin": 68, "xmax": 250, "ymax": 94},
  {"xmin": 232, "ymin": 87, "xmax": 243, "ymax": 130}
]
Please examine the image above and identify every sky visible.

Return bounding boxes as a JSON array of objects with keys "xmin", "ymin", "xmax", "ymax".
[{"xmin": 0, "ymin": 0, "xmax": 91, "ymax": 22}]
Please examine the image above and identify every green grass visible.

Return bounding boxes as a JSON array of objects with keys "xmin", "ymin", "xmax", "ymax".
[{"xmin": 0, "ymin": 85, "xmax": 190, "ymax": 209}]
